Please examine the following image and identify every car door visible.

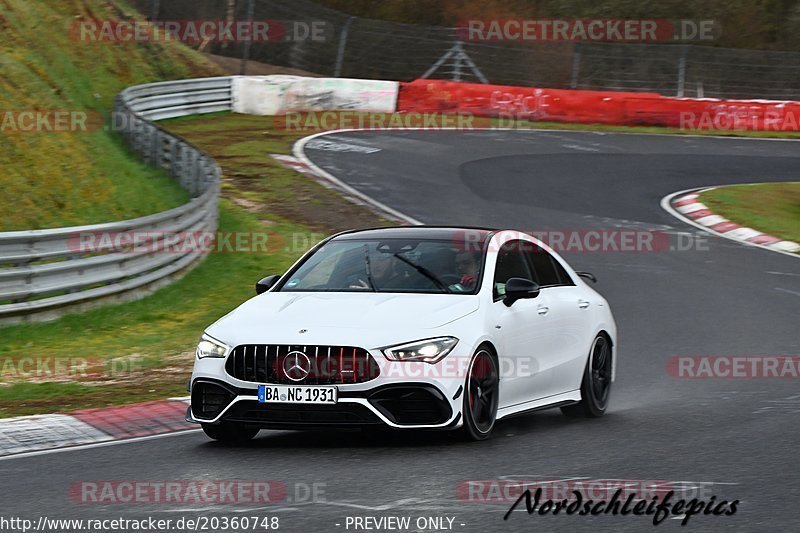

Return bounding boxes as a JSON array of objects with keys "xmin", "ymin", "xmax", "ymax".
[
  {"xmin": 491, "ymin": 240, "xmax": 557, "ymax": 408},
  {"xmin": 526, "ymin": 245, "xmax": 593, "ymax": 396}
]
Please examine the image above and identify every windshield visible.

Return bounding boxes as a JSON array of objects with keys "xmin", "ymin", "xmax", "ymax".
[{"xmin": 279, "ymin": 238, "xmax": 485, "ymax": 294}]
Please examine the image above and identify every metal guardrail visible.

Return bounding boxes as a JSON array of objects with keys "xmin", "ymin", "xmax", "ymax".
[{"xmin": 0, "ymin": 77, "xmax": 233, "ymax": 321}]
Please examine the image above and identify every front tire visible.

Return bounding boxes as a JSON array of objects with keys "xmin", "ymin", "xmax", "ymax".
[
  {"xmin": 562, "ymin": 334, "xmax": 612, "ymax": 418},
  {"xmin": 461, "ymin": 347, "xmax": 499, "ymax": 441},
  {"xmin": 201, "ymin": 422, "xmax": 259, "ymax": 443}
]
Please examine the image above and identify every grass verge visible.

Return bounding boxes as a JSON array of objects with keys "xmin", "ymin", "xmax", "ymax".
[
  {"xmin": 0, "ymin": 0, "xmax": 222, "ymax": 230},
  {"xmin": 699, "ymin": 183, "xmax": 800, "ymax": 247}
]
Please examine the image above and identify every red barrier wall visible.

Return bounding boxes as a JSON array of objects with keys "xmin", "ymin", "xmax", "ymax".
[{"xmin": 396, "ymin": 79, "xmax": 800, "ymax": 131}]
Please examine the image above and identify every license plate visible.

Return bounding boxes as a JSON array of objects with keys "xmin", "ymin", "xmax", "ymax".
[{"xmin": 258, "ymin": 385, "xmax": 338, "ymax": 404}]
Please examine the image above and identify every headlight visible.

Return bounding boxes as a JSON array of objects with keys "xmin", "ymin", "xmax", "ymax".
[
  {"xmin": 196, "ymin": 335, "xmax": 229, "ymax": 359},
  {"xmin": 382, "ymin": 337, "xmax": 458, "ymax": 364}
]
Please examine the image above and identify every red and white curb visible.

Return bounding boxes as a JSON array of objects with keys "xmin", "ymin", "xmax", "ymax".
[
  {"xmin": 662, "ymin": 187, "xmax": 800, "ymax": 257},
  {"xmin": 0, "ymin": 397, "xmax": 193, "ymax": 458},
  {"xmin": 270, "ymin": 154, "xmax": 318, "ymax": 177}
]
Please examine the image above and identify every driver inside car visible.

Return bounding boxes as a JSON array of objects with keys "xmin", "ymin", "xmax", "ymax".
[
  {"xmin": 348, "ymin": 252, "xmax": 409, "ymax": 290},
  {"xmin": 454, "ymin": 250, "xmax": 480, "ymax": 290}
]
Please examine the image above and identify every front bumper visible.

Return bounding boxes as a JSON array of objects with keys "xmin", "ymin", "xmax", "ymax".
[
  {"xmin": 187, "ymin": 378, "xmax": 462, "ymax": 430},
  {"xmin": 188, "ymin": 341, "xmax": 475, "ymax": 430}
]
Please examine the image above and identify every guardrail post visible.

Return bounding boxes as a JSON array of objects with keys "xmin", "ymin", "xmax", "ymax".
[
  {"xmin": 202, "ymin": 159, "xmax": 212, "ymax": 192},
  {"xmin": 142, "ymin": 122, "xmax": 151, "ymax": 162},
  {"xmin": 178, "ymin": 144, "xmax": 187, "ymax": 190},
  {"xmin": 169, "ymin": 137, "xmax": 178, "ymax": 176},
  {"xmin": 150, "ymin": 125, "xmax": 160, "ymax": 167},
  {"xmin": 131, "ymin": 117, "xmax": 140, "ymax": 153},
  {"xmin": 190, "ymin": 151, "xmax": 200, "ymax": 197}
]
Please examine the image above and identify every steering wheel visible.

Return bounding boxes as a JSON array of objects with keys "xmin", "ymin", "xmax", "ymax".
[{"xmin": 439, "ymin": 274, "xmax": 463, "ymax": 285}]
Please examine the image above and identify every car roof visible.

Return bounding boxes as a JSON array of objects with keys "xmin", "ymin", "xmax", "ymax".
[{"xmin": 331, "ymin": 226, "xmax": 497, "ymax": 242}]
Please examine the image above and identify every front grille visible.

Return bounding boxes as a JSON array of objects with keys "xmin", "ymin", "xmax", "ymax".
[
  {"xmin": 225, "ymin": 344, "xmax": 380, "ymax": 385},
  {"xmin": 223, "ymin": 400, "xmax": 381, "ymax": 426},
  {"xmin": 191, "ymin": 381, "xmax": 235, "ymax": 420}
]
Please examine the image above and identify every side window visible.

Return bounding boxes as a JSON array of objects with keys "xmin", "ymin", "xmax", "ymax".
[
  {"xmin": 550, "ymin": 256, "xmax": 575, "ymax": 286},
  {"xmin": 525, "ymin": 243, "xmax": 573, "ymax": 287},
  {"xmin": 493, "ymin": 240, "xmax": 534, "ymax": 299}
]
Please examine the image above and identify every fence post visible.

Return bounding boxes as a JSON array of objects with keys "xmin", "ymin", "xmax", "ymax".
[
  {"xmin": 570, "ymin": 43, "xmax": 581, "ymax": 89},
  {"xmin": 240, "ymin": 0, "xmax": 256, "ymax": 75},
  {"xmin": 452, "ymin": 43, "xmax": 463, "ymax": 82},
  {"xmin": 677, "ymin": 46, "xmax": 689, "ymax": 97},
  {"xmin": 149, "ymin": 0, "xmax": 160, "ymax": 21},
  {"xmin": 334, "ymin": 16, "xmax": 355, "ymax": 77}
]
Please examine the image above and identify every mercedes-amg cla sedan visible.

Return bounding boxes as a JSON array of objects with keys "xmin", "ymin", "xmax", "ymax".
[{"xmin": 187, "ymin": 226, "xmax": 616, "ymax": 441}]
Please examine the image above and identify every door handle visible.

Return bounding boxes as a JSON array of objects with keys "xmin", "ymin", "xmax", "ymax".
[
  {"xmin": 537, "ymin": 305, "xmax": 549, "ymax": 315},
  {"xmin": 578, "ymin": 299, "xmax": 590, "ymax": 309}
]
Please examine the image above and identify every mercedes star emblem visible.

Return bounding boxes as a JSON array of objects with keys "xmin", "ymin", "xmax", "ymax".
[{"xmin": 283, "ymin": 351, "xmax": 311, "ymax": 382}]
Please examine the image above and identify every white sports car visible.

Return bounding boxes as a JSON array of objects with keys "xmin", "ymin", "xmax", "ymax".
[{"xmin": 187, "ymin": 227, "xmax": 616, "ymax": 441}]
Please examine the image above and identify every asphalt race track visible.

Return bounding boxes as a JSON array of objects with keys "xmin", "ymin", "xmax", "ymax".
[{"xmin": 4, "ymin": 130, "xmax": 799, "ymax": 532}]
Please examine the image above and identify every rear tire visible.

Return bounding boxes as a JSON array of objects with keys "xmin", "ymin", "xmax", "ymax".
[
  {"xmin": 461, "ymin": 347, "xmax": 499, "ymax": 441},
  {"xmin": 201, "ymin": 422, "xmax": 259, "ymax": 443},
  {"xmin": 561, "ymin": 334, "xmax": 612, "ymax": 418}
]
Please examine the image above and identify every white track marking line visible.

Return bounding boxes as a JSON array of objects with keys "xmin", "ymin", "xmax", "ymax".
[
  {"xmin": 293, "ymin": 131, "xmax": 421, "ymax": 226},
  {"xmin": 0, "ymin": 429, "xmax": 202, "ymax": 462},
  {"xmin": 296, "ymin": 126, "xmax": 800, "ymax": 142},
  {"xmin": 775, "ymin": 287, "xmax": 800, "ymax": 297}
]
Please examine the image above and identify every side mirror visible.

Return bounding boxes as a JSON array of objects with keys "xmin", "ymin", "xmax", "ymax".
[
  {"xmin": 503, "ymin": 277, "xmax": 540, "ymax": 307},
  {"xmin": 256, "ymin": 274, "xmax": 281, "ymax": 294},
  {"xmin": 576, "ymin": 271, "xmax": 597, "ymax": 283}
]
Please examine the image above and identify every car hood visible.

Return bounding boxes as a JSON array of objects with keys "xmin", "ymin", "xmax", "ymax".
[{"xmin": 206, "ymin": 291, "xmax": 480, "ymax": 348}]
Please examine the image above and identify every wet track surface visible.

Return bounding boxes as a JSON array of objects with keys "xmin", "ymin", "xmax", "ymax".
[{"xmin": 4, "ymin": 130, "xmax": 799, "ymax": 531}]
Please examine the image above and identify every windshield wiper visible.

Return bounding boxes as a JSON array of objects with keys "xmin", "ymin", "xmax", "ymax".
[
  {"xmin": 392, "ymin": 253, "xmax": 451, "ymax": 293},
  {"xmin": 362, "ymin": 244, "xmax": 377, "ymax": 291}
]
